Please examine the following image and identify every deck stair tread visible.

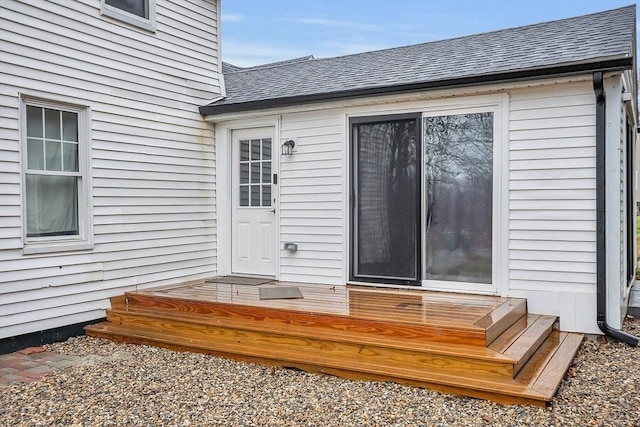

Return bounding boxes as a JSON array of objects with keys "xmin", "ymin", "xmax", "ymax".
[
  {"xmin": 86, "ymin": 284, "xmax": 584, "ymax": 406},
  {"xmin": 85, "ymin": 320, "xmax": 582, "ymax": 405},
  {"xmin": 115, "ymin": 292, "xmax": 524, "ymax": 347},
  {"xmin": 128, "ymin": 292, "xmax": 491, "ymax": 329},
  {"xmin": 108, "ymin": 302, "xmax": 495, "ymax": 352},
  {"xmin": 500, "ymin": 315, "xmax": 557, "ymax": 375},
  {"xmin": 105, "ymin": 307, "xmax": 515, "ymax": 364}
]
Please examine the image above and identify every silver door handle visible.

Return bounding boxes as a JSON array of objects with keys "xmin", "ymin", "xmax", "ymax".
[{"xmin": 268, "ymin": 208, "xmax": 276, "ymax": 213}]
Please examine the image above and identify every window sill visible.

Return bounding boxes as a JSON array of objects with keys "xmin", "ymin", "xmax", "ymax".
[{"xmin": 23, "ymin": 241, "xmax": 95, "ymax": 255}]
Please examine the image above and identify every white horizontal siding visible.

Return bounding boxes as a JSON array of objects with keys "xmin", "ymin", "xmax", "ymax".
[
  {"xmin": 508, "ymin": 82, "xmax": 597, "ymax": 291},
  {"xmin": 0, "ymin": 0, "xmax": 220, "ymax": 338},
  {"xmin": 279, "ymin": 109, "xmax": 344, "ymax": 285}
]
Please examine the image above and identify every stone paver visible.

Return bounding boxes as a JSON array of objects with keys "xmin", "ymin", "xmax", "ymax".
[{"xmin": 0, "ymin": 347, "xmax": 82, "ymax": 386}]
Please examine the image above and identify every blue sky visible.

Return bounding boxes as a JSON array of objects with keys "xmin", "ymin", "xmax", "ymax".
[{"xmin": 221, "ymin": 0, "xmax": 636, "ymax": 67}]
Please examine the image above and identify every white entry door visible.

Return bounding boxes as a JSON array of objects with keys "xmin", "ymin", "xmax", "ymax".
[{"xmin": 231, "ymin": 127, "xmax": 276, "ymax": 276}]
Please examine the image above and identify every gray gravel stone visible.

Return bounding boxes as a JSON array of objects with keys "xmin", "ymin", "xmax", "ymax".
[{"xmin": 0, "ymin": 319, "xmax": 638, "ymax": 426}]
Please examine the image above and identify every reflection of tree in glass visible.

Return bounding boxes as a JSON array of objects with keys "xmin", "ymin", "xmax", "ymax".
[
  {"xmin": 358, "ymin": 120, "xmax": 417, "ymax": 278},
  {"xmin": 424, "ymin": 113, "xmax": 493, "ymax": 284}
]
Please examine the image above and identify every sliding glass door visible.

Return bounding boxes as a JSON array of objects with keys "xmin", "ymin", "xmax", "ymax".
[
  {"xmin": 351, "ymin": 114, "xmax": 421, "ymax": 284},
  {"xmin": 350, "ymin": 110, "xmax": 495, "ymax": 289}
]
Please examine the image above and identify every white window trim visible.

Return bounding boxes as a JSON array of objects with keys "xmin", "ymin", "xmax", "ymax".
[
  {"xmin": 20, "ymin": 94, "xmax": 94, "ymax": 255},
  {"xmin": 100, "ymin": 0, "xmax": 157, "ymax": 33}
]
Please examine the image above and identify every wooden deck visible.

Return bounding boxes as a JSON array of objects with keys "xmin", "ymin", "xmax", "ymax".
[{"xmin": 85, "ymin": 279, "xmax": 583, "ymax": 406}]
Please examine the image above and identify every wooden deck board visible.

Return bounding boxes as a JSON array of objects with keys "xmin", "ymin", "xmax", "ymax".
[
  {"xmin": 504, "ymin": 315, "xmax": 556, "ymax": 375},
  {"xmin": 105, "ymin": 311, "xmax": 516, "ymax": 378},
  {"xmin": 118, "ymin": 293, "xmax": 487, "ymax": 346},
  {"xmin": 134, "ymin": 283, "xmax": 508, "ymax": 332},
  {"xmin": 86, "ymin": 322, "xmax": 548, "ymax": 404},
  {"xmin": 107, "ymin": 308, "xmax": 512, "ymax": 362},
  {"xmin": 529, "ymin": 333, "xmax": 583, "ymax": 397},
  {"xmin": 86, "ymin": 279, "xmax": 583, "ymax": 406}
]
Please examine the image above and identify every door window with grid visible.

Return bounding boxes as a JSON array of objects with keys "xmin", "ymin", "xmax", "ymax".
[{"xmin": 238, "ymin": 138, "xmax": 272, "ymax": 207}]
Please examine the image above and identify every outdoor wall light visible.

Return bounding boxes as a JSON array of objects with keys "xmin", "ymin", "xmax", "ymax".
[{"xmin": 281, "ymin": 139, "xmax": 295, "ymax": 155}]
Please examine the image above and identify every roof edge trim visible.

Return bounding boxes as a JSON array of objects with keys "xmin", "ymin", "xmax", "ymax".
[{"xmin": 200, "ymin": 57, "xmax": 633, "ymax": 115}]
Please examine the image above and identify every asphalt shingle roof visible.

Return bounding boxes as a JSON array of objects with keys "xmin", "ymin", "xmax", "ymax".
[{"xmin": 202, "ymin": 5, "xmax": 635, "ymax": 115}]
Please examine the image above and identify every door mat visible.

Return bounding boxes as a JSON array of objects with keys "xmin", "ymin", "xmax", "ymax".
[
  {"xmin": 205, "ymin": 276, "xmax": 274, "ymax": 286},
  {"xmin": 259, "ymin": 286, "xmax": 304, "ymax": 300}
]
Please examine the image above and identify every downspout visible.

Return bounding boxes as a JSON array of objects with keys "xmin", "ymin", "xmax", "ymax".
[{"xmin": 593, "ymin": 71, "xmax": 639, "ymax": 346}]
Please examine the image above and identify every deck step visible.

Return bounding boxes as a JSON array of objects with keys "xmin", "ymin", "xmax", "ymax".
[
  {"xmin": 103, "ymin": 308, "xmax": 517, "ymax": 379},
  {"xmin": 515, "ymin": 330, "xmax": 583, "ymax": 398},
  {"xmin": 490, "ymin": 314, "xmax": 557, "ymax": 375},
  {"xmin": 85, "ymin": 320, "xmax": 582, "ymax": 406},
  {"xmin": 114, "ymin": 292, "xmax": 526, "ymax": 347},
  {"xmin": 106, "ymin": 308, "xmax": 507, "ymax": 363},
  {"xmin": 85, "ymin": 286, "xmax": 583, "ymax": 406}
]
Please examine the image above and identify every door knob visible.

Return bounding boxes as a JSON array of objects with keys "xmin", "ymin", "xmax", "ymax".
[{"xmin": 268, "ymin": 208, "xmax": 276, "ymax": 213}]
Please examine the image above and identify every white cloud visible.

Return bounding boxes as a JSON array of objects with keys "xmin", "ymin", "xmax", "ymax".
[
  {"xmin": 290, "ymin": 18, "xmax": 381, "ymax": 32},
  {"xmin": 221, "ymin": 13, "xmax": 244, "ymax": 22},
  {"xmin": 317, "ymin": 40, "xmax": 392, "ymax": 56},
  {"xmin": 223, "ymin": 40, "xmax": 311, "ymax": 67}
]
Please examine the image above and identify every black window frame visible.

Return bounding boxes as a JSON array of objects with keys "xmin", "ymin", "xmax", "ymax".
[{"xmin": 349, "ymin": 113, "xmax": 422, "ymax": 286}]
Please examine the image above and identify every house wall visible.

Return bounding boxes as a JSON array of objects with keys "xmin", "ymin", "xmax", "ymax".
[
  {"xmin": 279, "ymin": 109, "xmax": 345, "ymax": 285},
  {"xmin": 214, "ymin": 78, "xmax": 616, "ymax": 333},
  {"xmin": 506, "ymin": 82, "xmax": 598, "ymax": 332},
  {"xmin": 0, "ymin": 0, "xmax": 220, "ymax": 339}
]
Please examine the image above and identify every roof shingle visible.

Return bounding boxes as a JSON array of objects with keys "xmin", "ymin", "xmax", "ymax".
[{"xmin": 203, "ymin": 5, "xmax": 635, "ymax": 114}]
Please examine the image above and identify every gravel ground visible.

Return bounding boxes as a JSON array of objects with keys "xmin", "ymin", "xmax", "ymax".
[{"xmin": 0, "ymin": 319, "xmax": 638, "ymax": 427}]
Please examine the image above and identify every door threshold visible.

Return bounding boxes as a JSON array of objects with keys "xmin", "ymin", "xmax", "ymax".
[
  {"xmin": 226, "ymin": 273, "xmax": 276, "ymax": 279},
  {"xmin": 347, "ymin": 281, "xmax": 498, "ymax": 295},
  {"xmin": 347, "ymin": 281, "xmax": 424, "ymax": 291}
]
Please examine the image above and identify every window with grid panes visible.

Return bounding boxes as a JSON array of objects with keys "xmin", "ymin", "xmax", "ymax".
[
  {"xmin": 238, "ymin": 138, "xmax": 272, "ymax": 207},
  {"xmin": 23, "ymin": 103, "xmax": 86, "ymax": 240}
]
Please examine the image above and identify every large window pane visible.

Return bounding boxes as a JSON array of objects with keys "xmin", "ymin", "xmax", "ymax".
[
  {"xmin": 262, "ymin": 185, "xmax": 271, "ymax": 207},
  {"xmin": 262, "ymin": 138, "xmax": 272, "ymax": 160},
  {"xmin": 240, "ymin": 140, "xmax": 249, "ymax": 161},
  {"xmin": 424, "ymin": 112, "xmax": 493, "ymax": 284},
  {"xmin": 250, "ymin": 185, "xmax": 260, "ymax": 206},
  {"xmin": 239, "ymin": 186, "xmax": 249, "ymax": 207},
  {"xmin": 62, "ymin": 112, "xmax": 78, "ymax": 142},
  {"xmin": 105, "ymin": 0, "xmax": 147, "ymax": 18},
  {"xmin": 45, "ymin": 140, "xmax": 62, "ymax": 171},
  {"xmin": 26, "ymin": 175, "xmax": 78, "ymax": 237},
  {"xmin": 63, "ymin": 142, "xmax": 79, "ymax": 172},
  {"xmin": 355, "ymin": 118, "xmax": 418, "ymax": 280},
  {"xmin": 250, "ymin": 139, "xmax": 260, "ymax": 161},
  {"xmin": 262, "ymin": 161, "xmax": 271, "ymax": 183},
  {"xmin": 251, "ymin": 163, "xmax": 260, "ymax": 184},
  {"xmin": 239, "ymin": 163, "xmax": 249, "ymax": 184},
  {"xmin": 27, "ymin": 138, "xmax": 44, "ymax": 170},
  {"xmin": 26, "ymin": 106, "xmax": 43, "ymax": 138},
  {"xmin": 44, "ymin": 108, "xmax": 61, "ymax": 140}
]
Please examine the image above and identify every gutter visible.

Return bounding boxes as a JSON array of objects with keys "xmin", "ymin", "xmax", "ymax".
[
  {"xmin": 201, "ymin": 57, "xmax": 632, "ymax": 115},
  {"xmin": 593, "ymin": 71, "xmax": 639, "ymax": 346}
]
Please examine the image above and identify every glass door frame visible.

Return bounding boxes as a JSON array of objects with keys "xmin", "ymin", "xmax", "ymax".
[
  {"xmin": 348, "ymin": 100, "xmax": 504, "ymax": 295},
  {"xmin": 349, "ymin": 113, "xmax": 422, "ymax": 286},
  {"xmin": 420, "ymin": 103, "xmax": 502, "ymax": 295}
]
